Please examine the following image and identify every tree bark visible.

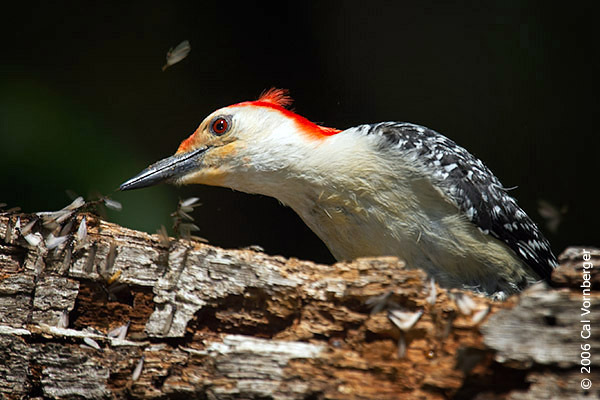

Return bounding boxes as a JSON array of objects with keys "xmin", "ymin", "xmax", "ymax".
[{"xmin": 0, "ymin": 212, "xmax": 598, "ymax": 399}]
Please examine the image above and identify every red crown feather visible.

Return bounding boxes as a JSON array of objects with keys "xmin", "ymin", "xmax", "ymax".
[{"xmin": 257, "ymin": 88, "xmax": 294, "ymax": 109}]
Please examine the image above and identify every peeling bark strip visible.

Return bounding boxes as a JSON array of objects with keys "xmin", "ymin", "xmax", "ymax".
[{"xmin": 0, "ymin": 213, "xmax": 599, "ymax": 399}]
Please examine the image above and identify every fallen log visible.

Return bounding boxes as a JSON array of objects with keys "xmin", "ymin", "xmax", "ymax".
[{"xmin": 0, "ymin": 211, "xmax": 598, "ymax": 399}]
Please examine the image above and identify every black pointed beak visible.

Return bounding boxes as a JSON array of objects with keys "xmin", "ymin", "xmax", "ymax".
[{"xmin": 119, "ymin": 147, "xmax": 209, "ymax": 191}]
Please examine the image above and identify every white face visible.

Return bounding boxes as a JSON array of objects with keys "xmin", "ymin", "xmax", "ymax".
[{"xmin": 174, "ymin": 104, "xmax": 330, "ymax": 194}]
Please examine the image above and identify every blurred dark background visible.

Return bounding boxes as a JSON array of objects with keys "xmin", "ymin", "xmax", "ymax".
[{"xmin": 1, "ymin": 1, "xmax": 596, "ymax": 264}]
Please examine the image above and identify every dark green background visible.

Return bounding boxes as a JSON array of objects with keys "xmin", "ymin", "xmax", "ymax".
[{"xmin": 1, "ymin": 1, "xmax": 596, "ymax": 263}]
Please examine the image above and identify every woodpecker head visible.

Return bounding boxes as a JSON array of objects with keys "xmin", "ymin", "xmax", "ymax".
[{"xmin": 120, "ymin": 88, "xmax": 340, "ymax": 197}]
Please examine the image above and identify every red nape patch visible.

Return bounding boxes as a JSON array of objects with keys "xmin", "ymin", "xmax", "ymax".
[
  {"xmin": 258, "ymin": 88, "xmax": 293, "ymax": 108},
  {"xmin": 233, "ymin": 88, "xmax": 342, "ymax": 139}
]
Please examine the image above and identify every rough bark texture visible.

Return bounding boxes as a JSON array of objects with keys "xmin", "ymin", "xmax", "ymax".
[{"xmin": 0, "ymin": 212, "xmax": 598, "ymax": 400}]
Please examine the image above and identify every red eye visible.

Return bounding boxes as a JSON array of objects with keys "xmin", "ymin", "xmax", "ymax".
[{"xmin": 211, "ymin": 117, "xmax": 229, "ymax": 135}]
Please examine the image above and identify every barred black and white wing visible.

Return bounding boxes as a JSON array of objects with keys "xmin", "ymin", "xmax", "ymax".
[{"xmin": 365, "ymin": 122, "xmax": 557, "ymax": 280}]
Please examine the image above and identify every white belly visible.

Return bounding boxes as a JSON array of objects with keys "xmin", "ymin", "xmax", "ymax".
[{"xmin": 285, "ymin": 183, "xmax": 531, "ymax": 297}]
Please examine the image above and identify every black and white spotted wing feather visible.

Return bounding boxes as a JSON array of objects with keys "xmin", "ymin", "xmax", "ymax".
[{"xmin": 366, "ymin": 122, "xmax": 557, "ymax": 281}]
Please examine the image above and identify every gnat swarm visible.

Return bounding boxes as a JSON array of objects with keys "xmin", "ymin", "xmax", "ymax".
[{"xmin": 120, "ymin": 88, "xmax": 557, "ymax": 298}]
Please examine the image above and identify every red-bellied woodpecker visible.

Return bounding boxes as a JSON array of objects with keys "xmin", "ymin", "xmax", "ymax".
[{"xmin": 120, "ymin": 88, "xmax": 557, "ymax": 298}]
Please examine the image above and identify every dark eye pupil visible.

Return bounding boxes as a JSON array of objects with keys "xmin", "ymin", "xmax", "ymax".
[{"xmin": 213, "ymin": 118, "xmax": 227, "ymax": 134}]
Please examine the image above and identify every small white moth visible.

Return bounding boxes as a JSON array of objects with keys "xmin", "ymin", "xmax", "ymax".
[
  {"xmin": 54, "ymin": 210, "xmax": 74, "ymax": 224},
  {"xmin": 77, "ymin": 216, "xmax": 87, "ymax": 243},
  {"xmin": 388, "ymin": 309, "xmax": 423, "ymax": 332},
  {"xmin": 156, "ymin": 225, "xmax": 170, "ymax": 247},
  {"xmin": 83, "ymin": 337, "xmax": 101, "ymax": 351},
  {"xmin": 177, "ymin": 197, "xmax": 201, "ymax": 220},
  {"xmin": 426, "ymin": 277, "xmax": 437, "ymax": 305},
  {"xmin": 117, "ymin": 321, "xmax": 130, "ymax": 340},
  {"xmin": 471, "ymin": 306, "xmax": 490, "ymax": 324},
  {"xmin": 132, "ymin": 356, "xmax": 144, "ymax": 381},
  {"xmin": 365, "ymin": 291, "xmax": 395, "ymax": 315},
  {"xmin": 24, "ymin": 233, "xmax": 43, "ymax": 247},
  {"xmin": 103, "ymin": 198, "xmax": 122, "ymax": 211},
  {"xmin": 59, "ymin": 309, "xmax": 69, "ymax": 329},
  {"xmin": 180, "ymin": 197, "xmax": 200, "ymax": 209},
  {"xmin": 62, "ymin": 247, "xmax": 72, "ymax": 271},
  {"xmin": 59, "ymin": 218, "xmax": 75, "ymax": 237},
  {"xmin": 108, "ymin": 321, "xmax": 130, "ymax": 340},
  {"xmin": 454, "ymin": 293, "xmax": 478, "ymax": 316},
  {"xmin": 21, "ymin": 218, "xmax": 38, "ymax": 236},
  {"xmin": 537, "ymin": 199, "xmax": 567, "ymax": 234},
  {"xmin": 46, "ymin": 233, "xmax": 68, "ymax": 250},
  {"xmin": 105, "ymin": 241, "xmax": 118, "ymax": 273},
  {"xmin": 162, "ymin": 40, "xmax": 191, "ymax": 71},
  {"xmin": 65, "ymin": 196, "xmax": 86, "ymax": 211},
  {"xmin": 4, "ymin": 217, "xmax": 17, "ymax": 243}
]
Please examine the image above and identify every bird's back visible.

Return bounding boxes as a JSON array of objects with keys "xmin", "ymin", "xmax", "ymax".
[{"xmin": 281, "ymin": 122, "xmax": 557, "ymax": 298}]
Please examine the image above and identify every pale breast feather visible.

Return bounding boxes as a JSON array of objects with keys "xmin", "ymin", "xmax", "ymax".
[{"xmin": 363, "ymin": 122, "xmax": 558, "ymax": 280}]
